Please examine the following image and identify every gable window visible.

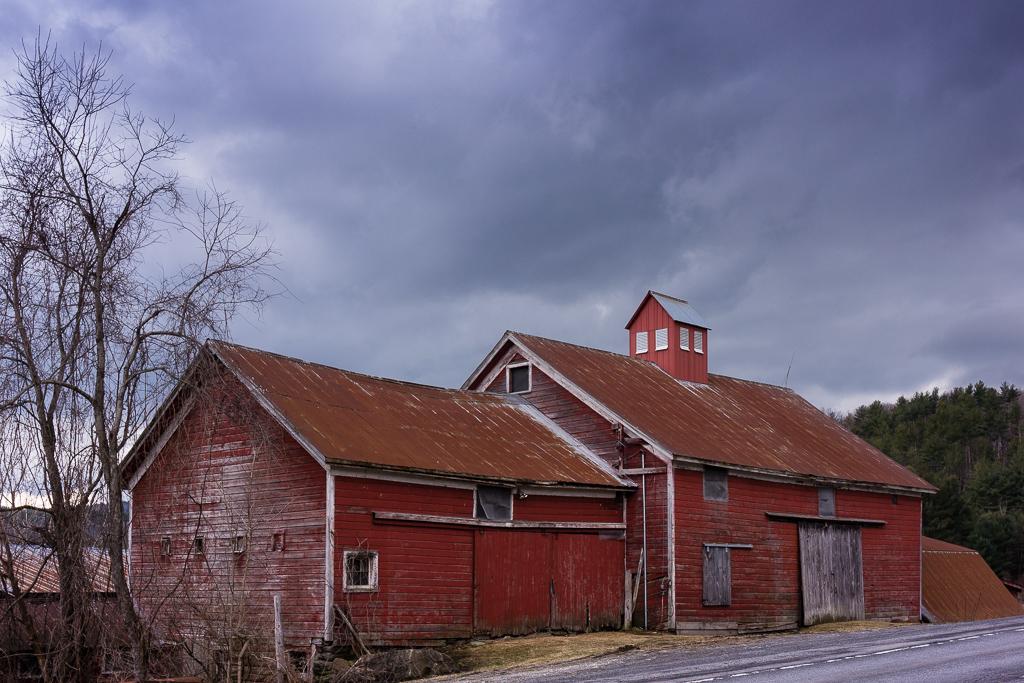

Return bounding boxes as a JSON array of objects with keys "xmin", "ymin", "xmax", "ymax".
[
  {"xmin": 694, "ymin": 330, "xmax": 704, "ymax": 354},
  {"xmin": 635, "ymin": 331, "xmax": 648, "ymax": 354},
  {"xmin": 507, "ymin": 363, "xmax": 531, "ymax": 393},
  {"xmin": 818, "ymin": 487, "xmax": 836, "ymax": 517},
  {"xmin": 343, "ymin": 550, "xmax": 379, "ymax": 591},
  {"xmin": 655, "ymin": 328, "xmax": 668, "ymax": 351},
  {"xmin": 703, "ymin": 467, "xmax": 728, "ymax": 502},
  {"xmin": 702, "ymin": 545, "xmax": 732, "ymax": 606},
  {"xmin": 160, "ymin": 536, "xmax": 171, "ymax": 557},
  {"xmin": 475, "ymin": 485, "xmax": 513, "ymax": 521},
  {"xmin": 680, "ymin": 326, "xmax": 689, "ymax": 350}
]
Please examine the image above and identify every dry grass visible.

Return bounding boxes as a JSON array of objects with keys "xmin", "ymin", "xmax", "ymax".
[
  {"xmin": 443, "ymin": 620, "xmax": 913, "ymax": 676},
  {"xmin": 798, "ymin": 619, "xmax": 914, "ymax": 634},
  {"xmin": 445, "ymin": 630, "xmax": 736, "ymax": 674}
]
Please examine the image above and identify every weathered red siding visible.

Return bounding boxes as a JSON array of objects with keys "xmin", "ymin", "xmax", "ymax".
[
  {"xmin": 333, "ymin": 477, "xmax": 624, "ymax": 644},
  {"xmin": 333, "ymin": 476, "xmax": 475, "ymax": 644},
  {"xmin": 627, "ymin": 296, "xmax": 708, "ymax": 383},
  {"xmin": 130, "ymin": 371, "xmax": 327, "ymax": 650},
  {"xmin": 481, "ymin": 356, "xmax": 671, "ymax": 629},
  {"xmin": 674, "ymin": 469, "xmax": 921, "ymax": 632}
]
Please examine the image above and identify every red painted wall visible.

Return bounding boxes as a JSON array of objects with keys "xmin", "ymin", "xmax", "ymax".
[
  {"xmin": 674, "ymin": 469, "xmax": 921, "ymax": 631},
  {"xmin": 333, "ymin": 476, "xmax": 625, "ymax": 644},
  {"xmin": 131, "ymin": 370, "xmax": 327, "ymax": 650},
  {"xmin": 627, "ymin": 296, "xmax": 708, "ymax": 383},
  {"xmin": 480, "ymin": 353, "xmax": 671, "ymax": 629}
]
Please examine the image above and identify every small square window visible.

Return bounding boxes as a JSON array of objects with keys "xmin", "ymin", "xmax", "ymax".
[
  {"xmin": 271, "ymin": 531, "xmax": 286, "ymax": 552},
  {"xmin": 232, "ymin": 535, "xmax": 247, "ymax": 554},
  {"xmin": 343, "ymin": 550, "xmax": 378, "ymax": 591},
  {"xmin": 680, "ymin": 326, "xmax": 689, "ymax": 351},
  {"xmin": 507, "ymin": 364, "xmax": 530, "ymax": 393},
  {"xmin": 636, "ymin": 331, "xmax": 648, "ymax": 354},
  {"xmin": 160, "ymin": 537, "xmax": 171, "ymax": 557},
  {"xmin": 694, "ymin": 330, "xmax": 704, "ymax": 354},
  {"xmin": 655, "ymin": 328, "xmax": 668, "ymax": 351},
  {"xmin": 193, "ymin": 536, "xmax": 205, "ymax": 555},
  {"xmin": 703, "ymin": 467, "xmax": 728, "ymax": 502},
  {"xmin": 475, "ymin": 485, "xmax": 513, "ymax": 521},
  {"xmin": 818, "ymin": 487, "xmax": 836, "ymax": 517}
]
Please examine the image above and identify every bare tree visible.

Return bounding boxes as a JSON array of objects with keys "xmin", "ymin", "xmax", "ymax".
[{"xmin": 0, "ymin": 36, "xmax": 273, "ymax": 679}]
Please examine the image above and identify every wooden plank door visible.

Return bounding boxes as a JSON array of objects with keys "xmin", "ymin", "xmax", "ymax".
[
  {"xmin": 798, "ymin": 522, "xmax": 865, "ymax": 626},
  {"xmin": 549, "ymin": 533, "xmax": 625, "ymax": 631},
  {"xmin": 473, "ymin": 529, "xmax": 552, "ymax": 636}
]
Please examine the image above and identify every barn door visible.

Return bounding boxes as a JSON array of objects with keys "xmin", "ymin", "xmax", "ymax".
[{"xmin": 798, "ymin": 522, "xmax": 864, "ymax": 626}]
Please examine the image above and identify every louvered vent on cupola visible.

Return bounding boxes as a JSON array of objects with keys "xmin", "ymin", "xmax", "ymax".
[{"xmin": 625, "ymin": 290, "xmax": 711, "ymax": 384}]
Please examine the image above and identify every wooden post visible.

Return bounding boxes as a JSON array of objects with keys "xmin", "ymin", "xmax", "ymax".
[
  {"xmin": 274, "ymin": 593, "xmax": 285, "ymax": 683},
  {"xmin": 324, "ymin": 472, "xmax": 336, "ymax": 641}
]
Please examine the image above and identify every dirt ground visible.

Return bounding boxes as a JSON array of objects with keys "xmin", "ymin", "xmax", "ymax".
[{"xmin": 444, "ymin": 620, "xmax": 909, "ymax": 676}]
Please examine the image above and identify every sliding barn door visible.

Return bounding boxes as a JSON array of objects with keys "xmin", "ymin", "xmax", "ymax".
[{"xmin": 798, "ymin": 522, "xmax": 865, "ymax": 626}]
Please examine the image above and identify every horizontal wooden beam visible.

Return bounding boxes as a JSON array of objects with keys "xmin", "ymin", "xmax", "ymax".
[
  {"xmin": 373, "ymin": 511, "xmax": 626, "ymax": 531},
  {"xmin": 764, "ymin": 512, "xmax": 886, "ymax": 527},
  {"xmin": 618, "ymin": 467, "xmax": 665, "ymax": 476},
  {"xmin": 703, "ymin": 543, "xmax": 754, "ymax": 549}
]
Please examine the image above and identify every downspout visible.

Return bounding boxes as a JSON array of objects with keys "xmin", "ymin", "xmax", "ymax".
[{"xmin": 641, "ymin": 450, "xmax": 649, "ymax": 630}]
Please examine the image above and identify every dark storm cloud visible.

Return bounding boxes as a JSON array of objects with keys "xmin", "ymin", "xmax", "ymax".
[{"xmin": 2, "ymin": 0, "xmax": 1023, "ymax": 411}]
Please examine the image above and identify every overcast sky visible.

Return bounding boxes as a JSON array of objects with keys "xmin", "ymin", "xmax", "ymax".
[{"xmin": 2, "ymin": 1, "xmax": 1022, "ymax": 413}]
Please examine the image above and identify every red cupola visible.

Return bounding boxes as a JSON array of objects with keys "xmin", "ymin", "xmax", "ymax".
[{"xmin": 625, "ymin": 291, "xmax": 710, "ymax": 383}]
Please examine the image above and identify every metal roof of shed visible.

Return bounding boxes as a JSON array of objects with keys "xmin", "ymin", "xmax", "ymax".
[
  {"xmin": 209, "ymin": 342, "xmax": 626, "ymax": 489},
  {"xmin": 504, "ymin": 332, "xmax": 934, "ymax": 492},
  {"xmin": 922, "ymin": 536, "xmax": 1024, "ymax": 623},
  {"xmin": 0, "ymin": 545, "xmax": 115, "ymax": 595}
]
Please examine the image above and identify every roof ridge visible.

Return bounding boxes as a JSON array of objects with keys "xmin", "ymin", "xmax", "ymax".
[
  {"xmin": 707, "ymin": 372, "xmax": 794, "ymax": 392},
  {"xmin": 510, "ymin": 331, "xmax": 631, "ymax": 360},
  {"xmin": 209, "ymin": 339, "xmax": 501, "ymax": 399}
]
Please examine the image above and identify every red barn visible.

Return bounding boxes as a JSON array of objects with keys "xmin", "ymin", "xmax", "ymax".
[
  {"xmin": 123, "ymin": 342, "xmax": 632, "ymax": 667},
  {"xmin": 124, "ymin": 289, "xmax": 935, "ymax": 673},
  {"xmin": 464, "ymin": 290, "xmax": 935, "ymax": 633}
]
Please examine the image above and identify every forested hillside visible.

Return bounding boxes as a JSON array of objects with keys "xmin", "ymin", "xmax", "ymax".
[{"xmin": 843, "ymin": 382, "xmax": 1024, "ymax": 583}]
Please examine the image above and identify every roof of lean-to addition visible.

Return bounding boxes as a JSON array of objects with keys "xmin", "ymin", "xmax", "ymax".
[
  {"xmin": 922, "ymin": 536, "xmax": 1024, "ymax": 623},
  {"xmin": 193, "ymin": 341, "xmax": 627, "ymax": 489},
  {"xmin": 473, "ymin": 332, "xmax": 934, "ymax": 493},
  {"xmin": 0, "ymin": 545, "xmax": 116, "ymax": 596}
]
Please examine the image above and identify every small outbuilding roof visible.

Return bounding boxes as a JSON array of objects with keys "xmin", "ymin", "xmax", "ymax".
[
  {"xmin": 0, "ymin": 545, "xmax": 115, "ymax": 596},
  {"xmin": 201, "ymin": 342, "xmax": 627, "ymax": 489},
  {"xmin": 921, "ymin": 536, "xmax": 1024, "ymax": 623},
  {"xmin": 479, "ymin": 332, "xmax": 934, "ymax": 492}
]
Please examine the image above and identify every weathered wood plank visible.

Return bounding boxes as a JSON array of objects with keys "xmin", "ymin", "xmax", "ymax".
[{"xmin": 798, "ymin": 522, "xmax": 865, "ymax": 625}]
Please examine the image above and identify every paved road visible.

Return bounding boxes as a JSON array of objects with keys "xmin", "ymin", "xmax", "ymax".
[{"xmin": 454, "ymin": 616, "xmax": 1024, "ymax": 682}]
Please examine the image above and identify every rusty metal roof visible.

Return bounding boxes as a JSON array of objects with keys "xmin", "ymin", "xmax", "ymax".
[
  {"xmin": 506, "ymin": 332, "xmax": 934, "ymax": 492},
  {"xmin": 922, "ymin": 536, "xmax": 1024, "ymax": 623},
  {"xmin": 209, "ymin": 342, "xmax": 626, "ymax": 488},
  {"xmin": 1, "ymin": 545, "xmax": 115, "ymax": 595}
]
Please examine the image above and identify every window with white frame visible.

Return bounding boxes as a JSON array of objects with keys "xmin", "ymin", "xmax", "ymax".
[
  {"xmin": 679, "ymin": 326, "xmax": 689, "ymax": 350},
  {"xmin": 271, "ymin": 531, "xmax": 286, "ymax": 552},
  {"xmin": 343, "ymin": 550, "xmax": 379, "ymax": 591},
  {"xmin": 694, "ymin": 329, "xmax": 704, "ymax": 354},
  {"xmin": 635, "ymin": 331, "xmax": 648, "ymax": 354},
  {"xmin": 232, "ymin": 535, "xmax": 247, "ymax": 554},
  {"xmin": 475, "ymin": 485, "xmax": 513, "ymax": 521},
  {"xmin": 655, "ymin": 328, "xmax": 668, "ymax": 351},
  {"xmin": 160, "ymin": 536, "xmax": 171, "ymax": 557},
  {"xmin": 193, "ymin": 536, "xmax": 205, "ymax": 555},
  {"xmin": 507, "ymin": 363, "xmax": 531, "ymax": 393}
]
